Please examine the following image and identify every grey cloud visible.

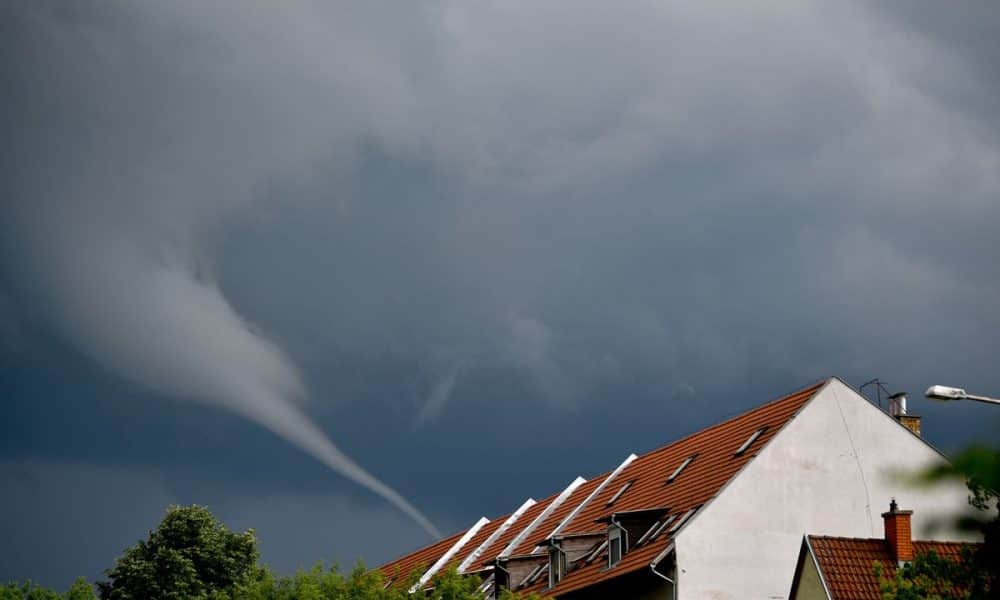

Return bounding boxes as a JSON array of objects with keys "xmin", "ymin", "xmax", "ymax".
[
  {"xmin": 2, "ymin": 0, "xmax": 999, "ymax": 584},
  {"xmin": 0, "ymin": 459, "xmax": 177, "ymax": 590}
]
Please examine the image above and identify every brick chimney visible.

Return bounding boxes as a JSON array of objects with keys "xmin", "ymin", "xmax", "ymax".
[
  {"xmin": 882, "ymin": 498, "xmax": 914, "ymax": 564},
  {"xmin": 888, "ymin": 392, "xmax": 921, "ymax": 437}
]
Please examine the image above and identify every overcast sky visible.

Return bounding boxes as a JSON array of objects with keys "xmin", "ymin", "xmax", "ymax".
[{"xmin": 2, "ymin": 0, "xmax": 999, "ymax": 590}]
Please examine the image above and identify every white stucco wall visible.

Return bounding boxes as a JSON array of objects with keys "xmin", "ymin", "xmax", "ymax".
[{"xmin": 673, "ymin": 378, "xmax": 976, "ymax": 600}]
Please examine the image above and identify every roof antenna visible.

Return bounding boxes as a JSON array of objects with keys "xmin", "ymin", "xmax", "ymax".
[{"xmin": 860, "ymin": 378, "xmax": 891, "ymax": 411}]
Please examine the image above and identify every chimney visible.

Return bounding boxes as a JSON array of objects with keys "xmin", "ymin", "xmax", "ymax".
[
  {"xmin": 882, "ymin": 498, "xmax": 914, "ymax": 564},
  {"xmin": 888, "ymin": 392, "xmax": 921, "ymax": 437}
]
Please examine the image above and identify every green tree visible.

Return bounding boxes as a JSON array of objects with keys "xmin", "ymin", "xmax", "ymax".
[
  {"xmin": 880, "ymin": 444, "xmax": 998, "ymax": 600},
  {"xmin": 229, "ymin": 563, "xmax": 539, "ymax": 600},
  {"xmin": 0, "ymin": 582, "xmax": 61, "ymax": 600},
  {"xmin": 0, "ymin": 579, "xmax": 95, "ymax": 600},
  {"xmin": 877, "ymin": 548, "xmax": 982, "ymax": 600},
  {"xmin": 98, "ymin": 505, "xmax": 258, "ymax": 600},
  {"xmin": 65, "ymin": 578, "xmax": 97, "ymax": 600}
]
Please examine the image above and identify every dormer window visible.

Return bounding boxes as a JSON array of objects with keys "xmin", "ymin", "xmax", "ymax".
[
  {"xmin": 667, "ymin": 454, "xmax": 697, "ymax": 483},
  {"xmin": 735, "ymin": 427, "xmax": 768, "ymax": 456},
  {"xmin": 608, "ymin": 524, "xmax": 625, "ymax": 567},
  {"xmin": 606, "ymin": 480, "xmax": 634, "ymax": 506},
  {"xmin": 548, "ymin": 547, "xmax": 566, "ymax": 587}
]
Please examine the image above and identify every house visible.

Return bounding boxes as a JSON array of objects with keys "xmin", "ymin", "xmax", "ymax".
[
  {"xmin": 789, "ymin": 500, "xmax": 981, "ymax": 600},
  {"xmin": 379, "ymin": 377, "xmax": 974, "ymax": 599}
]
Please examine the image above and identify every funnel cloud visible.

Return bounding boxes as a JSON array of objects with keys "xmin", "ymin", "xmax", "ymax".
[{"xmin": 1, "ymin": 2, "xmax": 439, "ymax": 538}]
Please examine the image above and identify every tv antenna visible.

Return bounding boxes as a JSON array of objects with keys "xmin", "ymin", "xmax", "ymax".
[{"xmin": 859, "ymin": 378, "xmax": 891, "ymax": 411}]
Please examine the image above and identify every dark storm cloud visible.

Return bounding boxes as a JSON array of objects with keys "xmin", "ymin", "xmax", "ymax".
[
  {"xmin": 0, "ymin": 460, "xmax": 441, "ymax": 589},
  {"xmin": 2, "ymin": 0, "xmax": 999, "ymax": 589}
]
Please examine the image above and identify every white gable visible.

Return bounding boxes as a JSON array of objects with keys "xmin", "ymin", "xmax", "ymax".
[{"xmin": 672, "ymin": 378, "xmax": 974, "ymax": 600}]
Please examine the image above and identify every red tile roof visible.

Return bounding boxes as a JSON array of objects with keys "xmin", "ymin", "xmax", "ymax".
[
  {"xmin": 510, "ymin": 478, "xmax": 604, "ymax": 556},
  {"xmin": 379, "ymin": 530, "xmax": 465, "ymax": 585},
  {"xmin": 379, "ymin": 379, "xmax": 828, "ymax": 596},
  {"xmin": 806, "ymin": 536, "xmax": 976, "ymax": 600}
]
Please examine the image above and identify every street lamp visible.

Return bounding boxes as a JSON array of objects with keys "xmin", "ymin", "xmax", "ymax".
[{"xmin": 924, "ymin": 385, "xmax": 1000, "ymax": 406}]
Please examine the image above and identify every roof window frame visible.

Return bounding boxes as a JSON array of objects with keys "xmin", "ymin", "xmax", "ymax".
[
  {"xmin": 606, "ymin": 479, "xmax": 635, "ymax": 507},
  {"xmin": 668, "ymin": 506, "xmax": 699, "ymax": 535},
  {"xmin": 635, "ymin": 520, "xmax": 661, "ymax": 546},
  {"xmin": 648, "ymin": 514, "xmax": 676, "ymax": 542},
  {"xmin": 734, "ymin": 426, "xmax": 768, "ymax": 456},
  {"xmin": 667, "ymin": 453, "xmax": 698, "ymax": 483}
]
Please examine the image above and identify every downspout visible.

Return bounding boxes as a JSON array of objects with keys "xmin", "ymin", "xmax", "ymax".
[
  {"xmin": 610, "ymin": 515, "xmax": 627, "ymax": 550},
  {"xmin": 649, "ymin": 563, "xmax": 676, "ymax": 600},
  {"xmin": 493, "ymin": 559, "xmax": 511, "ymax": 598},
  {"xmin": 650, "ymin": 543, "xmax": 677, "ymax": 600}
]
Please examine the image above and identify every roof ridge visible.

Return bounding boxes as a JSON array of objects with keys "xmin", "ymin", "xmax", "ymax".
[
  {"xmin": 808, "ymin": 535, "xmax": 885, "ymax": 542},
  {"xmin": 633, "ymin": 378, "xmax": 828, "ymax": 461},
  {"xmin": 809, "ymin": 535, "xmax": 980, "ymax": 546}
]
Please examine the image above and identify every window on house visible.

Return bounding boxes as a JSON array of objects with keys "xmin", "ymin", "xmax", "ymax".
[
  {"xmin": 735, "ymin": 427, "xmax": 768, "ymax": 456},
  {"xmin": 548, "ymin": 548, "xmax": 565, "ymax": 587},
  {"xmin": 606, "ymin": 480, "xmax": 634, "ymax": 506},
  {"xmin": 667, "ymin": 454, "xmax": 697, "ymax": 483},
  {"xmin": 608, "ymin": 525, "xmax": 625, "ymax": 567}
]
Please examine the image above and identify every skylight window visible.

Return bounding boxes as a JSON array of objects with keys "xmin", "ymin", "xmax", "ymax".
[
  {"xmin": 606, "ymin": 480, "xmax": 634, "ymax": 506},
  {"xmin": 667, "ymin": 454, "xmax": 697, "ymax": 483},
  {"xmin": 635, "ymin": 520, "xmax": 661, "ymax": 546},
  {"xmin": 668, "ymin": 506, "xmax": 699, "ymax": 534},
  {"xmin": 735, "ymin": 427, "xmax": 768, "ymax": 456},
  {"xmin": 648, "ymin": 515, "xmax": 676, "ymax": 542}
]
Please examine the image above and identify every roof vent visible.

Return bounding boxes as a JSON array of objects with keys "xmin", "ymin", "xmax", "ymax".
[
  {"xmin": 888, "ymin": 392, "xmax": 907, "ymax": 417},
  {"xmin": 888, "ymin": 392, "xmax": 922, "ymax": 437}
]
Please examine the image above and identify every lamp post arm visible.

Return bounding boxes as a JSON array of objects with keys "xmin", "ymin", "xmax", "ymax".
[{"xmin": 965, "ymin": 394, "xmax": 1000, "ymax": 406}]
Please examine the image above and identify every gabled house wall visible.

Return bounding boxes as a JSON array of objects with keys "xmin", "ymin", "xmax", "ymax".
[
  {"xmin": 673, "ymin": 378, "xmax": 972, "ymax": 599},
  {"xmin": 789, "ymin": 541, "xmax": 827, "ymax": 600}
]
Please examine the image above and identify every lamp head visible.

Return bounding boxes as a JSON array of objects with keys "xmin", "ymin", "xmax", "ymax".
[{"xmin": 924, "ymin": 385, "xmax": 967, "ymax": 402}]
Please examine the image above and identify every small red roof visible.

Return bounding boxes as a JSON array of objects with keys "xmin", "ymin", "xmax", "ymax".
[{"xmin": 804, "ymin": 535, "xmax": 976, "ymax": 600}]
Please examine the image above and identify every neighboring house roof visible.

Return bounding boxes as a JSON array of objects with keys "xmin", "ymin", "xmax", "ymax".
[
  {"xmin": 379, "ymin": 379, "xmax": 828, "ymax": 596},
  {"xmin": 797, "ymin": 535, "xmax": 976, "ymax": 600}
]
